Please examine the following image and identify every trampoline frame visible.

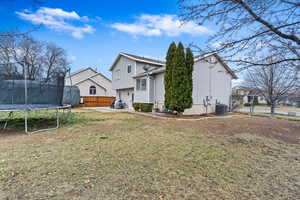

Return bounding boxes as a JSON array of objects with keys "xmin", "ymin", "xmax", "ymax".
[
  {"xmin": 0, "ymin": 65, "xmax": 72, "ymax": 134},
  {"xmin": 1, "ymin": 105, "xmax": 71, "ymax": 134}
]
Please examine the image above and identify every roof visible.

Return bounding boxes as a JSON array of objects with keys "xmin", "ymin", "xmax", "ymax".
[
  {"xmin": 66, "ymin": 67, "xmax": 112, "ymax": 83},
  {"xmin": 109, "ymin": 52, "xmax": 165, "ymax": 71},
  {"xmin": 133, "ymin": 67, "xmax": 166, "ymax": 78},
  {"xmin": 132, "ymin": 52, "xmax": 238, "ymax": 79}
]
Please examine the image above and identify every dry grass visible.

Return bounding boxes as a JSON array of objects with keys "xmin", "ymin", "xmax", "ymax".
[{"xmin": 0, "ymin": 110, "xmax": 299, "ymax": 199}]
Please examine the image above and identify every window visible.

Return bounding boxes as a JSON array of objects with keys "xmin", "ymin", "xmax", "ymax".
[
  {"xmin": 136, "ymin": 79, "xmax": 140, "ymax": 90},
  {"xmin": 127, "ymin": 65, "xmax": 132, "ymax": 73},
  {"xmin": 115, "ymin": 69, "xmax": 120, "ymax": 80},
  {"xmin": 89, "ymin": 86, "xmax": 96, "ymax": 95},
  {"xmin": 141, "ymin": 79, "xmax": 147, "ymax": 90},
  {"xmin": 136, "ymin": 79, "xmax": 147, "ymax": 91}
]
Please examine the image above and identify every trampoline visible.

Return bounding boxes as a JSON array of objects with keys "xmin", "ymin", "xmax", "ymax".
[{"xmin": 0, "ymin": 64, "xmax": 71, "ymax": 134}]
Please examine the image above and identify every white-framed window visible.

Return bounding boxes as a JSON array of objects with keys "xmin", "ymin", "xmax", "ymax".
[
  {"xmin": 136, "ymin": 79, "xmax": 140, "ymax": 90},
  {"xmin": 89, "ymin": 86, "xmax": 96, "ymax": 95},
  {"xmin": 115, "ymin": 69, "xmax": 120, "ymax": 80},
  {"xmin": 136, "ymin": 79, "xmax": 147, "ymax": 91},
  {"xmin": 127, "ymin": 65, "xmax": 132, "ymax": 73},
  {"xmin": 141, "ymin": 79, "xmax": 147, "ymax": 90}
]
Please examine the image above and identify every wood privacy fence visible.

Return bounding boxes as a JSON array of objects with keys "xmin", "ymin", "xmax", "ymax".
[{"xmin": 79, "ymin": 96, "xmax": 115, "ymax": 107}]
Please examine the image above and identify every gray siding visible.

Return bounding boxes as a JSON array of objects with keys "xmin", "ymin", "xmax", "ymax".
[
  {"xmin": 76, "ymin": 80, "xmax": 107, "ymax": 96},
  {"xmin": 136, "ymin": 62, "xmax": 161, "ymax": 75},
  {"xmin": 112, "ymin": 56, "xmax": 135, "ymax": 89},
  {"xmin": 65, "ymin": 68, "xmax": 115, "ymax": 97},
  {"xmin": 192, "ymin": 58, "xmax": 232, "ymax": 106},
  {"xmin": 154, "ymin": 73, "xmax": 165, "ymax": 104}
]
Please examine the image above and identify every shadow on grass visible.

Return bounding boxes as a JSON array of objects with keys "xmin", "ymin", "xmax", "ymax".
[{"xmin": 0, "ymin": 111, "xmax": 108, "ymax": 134}]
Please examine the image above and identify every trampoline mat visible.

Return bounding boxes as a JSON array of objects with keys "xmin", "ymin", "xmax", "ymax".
[{"xmin": 0, "ymin": 104, "xmax": 71, "ymax": 111}]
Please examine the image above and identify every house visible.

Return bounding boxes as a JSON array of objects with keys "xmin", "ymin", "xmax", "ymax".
[
  {"xmin": 65, "ymin": 67, "xmax": 115, "ymax": 97},
  {"xmin": 110, "ymin": 52, "xmax": 237, "ymax": 114},
  {"xmin": 232, "ymin": 86, "xmax": 268, "ymax": 105}
]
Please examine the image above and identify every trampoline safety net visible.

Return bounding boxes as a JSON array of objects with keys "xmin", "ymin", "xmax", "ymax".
[{"xmin": 0, "ymin": 65, "xmax": 66, "ymax": 111}]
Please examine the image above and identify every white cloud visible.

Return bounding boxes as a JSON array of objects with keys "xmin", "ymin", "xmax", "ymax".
[
  {"xmin": 111, "ymin": 14, "xmax": 212, "ymax": 37},
  {"xmin": 69, "ymin": 55, "xmax": 76, "ymax": 61},
  {"xmin": 16, "ymin": 7, "xmax": 95, "ymax": 39}
]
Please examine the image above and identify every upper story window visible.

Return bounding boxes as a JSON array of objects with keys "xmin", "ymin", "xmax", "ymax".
[
  {"xmin": 127, "ymin": 65, "xmax": 132, "ymax": 73},
  {"xmin": 115, "ymin": 69, "xmax": 120, "ymax": 80},
  {"xmin": 136, "ymin": 79, "xmax": 147, "ymax": 91},
  {"xmin": 90, "ymin": 86, "xmax": 96, "ymax": 95}
]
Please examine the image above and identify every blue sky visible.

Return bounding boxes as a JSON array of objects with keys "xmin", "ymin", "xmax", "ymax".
[{"xmin": 0, "ymin": 0, "xmax": 214, "ymax": 79}]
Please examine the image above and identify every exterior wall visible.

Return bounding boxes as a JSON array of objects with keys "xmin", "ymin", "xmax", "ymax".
[
  {"xmin": 149, "ymin": 78, "xmax": 155, "ymax": 103},
  {"xmin": 76, "ymin": 79, "xmax": 107, "ymax": 96},
  {"xmin": 134, "ymin": 77, "xmax": 154, "ymax": 103},
  {"xmin": 90, "ymin": 75, "xmax": 115, "ymax": 96},
  {"xmin": 135, "ymin": 61, "xmax": 161, "ymax": 75},
  {"xmin": 153, "ymin": 73, "xmax": 165, "ymax": 104},
  {"xmin": 65, "ymin": 68, "xmax": 96, "ymax": 86},
  {"xmin": 116, "ymin": 88, "xmax": 134, "ymax": 109},
  {"xmin": 65, "ymin": 68, "xmax": 115, "ymax": 97},
  {"xmin": 184, "ymin": 104, "xmax": 216, "ymax": 115},
  {"xmin": 111, "ymin": 56, "xmax": 136, "ymax": 90},
  {"xmin": 153, "ymin": 56, "xmax": 233, "ymax": 114},
  {"xmin": 192, "ymin": 58, "xmax": 232, "ymax": 106}
]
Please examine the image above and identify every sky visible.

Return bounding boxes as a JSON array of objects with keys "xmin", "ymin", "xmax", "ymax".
[{"xmin": 0, "ymin": 0, "xmax": 218, "ymax": 79}]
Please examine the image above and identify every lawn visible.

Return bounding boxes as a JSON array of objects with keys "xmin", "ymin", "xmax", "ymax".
[{"xmin": 0, "ymin": 109, "xmax": 299, "ymax": 199}]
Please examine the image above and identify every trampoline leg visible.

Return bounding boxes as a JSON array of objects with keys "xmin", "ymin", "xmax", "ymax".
[
  {"xmin": 25, "ymin": 110, "xmax": 29, "ymax": 134},
  {"xmin": 2, "ymin": 111, "xmax": 13, "ymax": 130},
  {"xmin": 56, "ymin": 108, "xmax": 60, "ymax": 129}
]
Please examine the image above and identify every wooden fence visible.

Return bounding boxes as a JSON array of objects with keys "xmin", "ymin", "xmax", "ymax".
[{"xmin": 79, "ymin": 96, "xmax": 115, "ymax": 107}]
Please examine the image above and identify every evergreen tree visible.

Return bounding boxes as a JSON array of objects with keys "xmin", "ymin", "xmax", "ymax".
[
  {"xmin": 172, "ymin": 42, "xmax": 187, "ymax": 113},
  {"xmin": 164, "ymin": 42, "xmax": 194, "ymax": 114},
  {"xmin": 185, "ymin": 47, "xmax": 194, "ymax": 108},
  {"xmin": 164, "ymin": 42, "xmax": 177, "ymax": 109}
]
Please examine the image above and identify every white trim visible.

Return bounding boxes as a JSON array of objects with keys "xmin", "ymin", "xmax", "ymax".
[
  {"xmin": 120, "ymin": 53, "xmax": 165, "ymax": 66},
  {"xmin": 66, "ymin": 67, "xmax": 97, "ymax": 79},
  {"xmin": 110, "ymin": 53, "xmax": 165, "ymax": 71}
]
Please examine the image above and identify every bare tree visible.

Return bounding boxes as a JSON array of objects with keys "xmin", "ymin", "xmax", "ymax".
[
  {"xmin": 244, "ymin": 60, "xmax": 299, "ymax": 114},
  {"xmin": 44, "ymin": 43, "xmax": 69, "ymax": 82},
  {"xmin": 0, "ymin": 34, "xmax": 69, "ymax": 81},
  {"xmin": 14, "ymin": 36, "xmax": 44, "ymax": 80},
  {"xmin": 179, "ymin": 0, "xmax": 300, "ymax": 71}
]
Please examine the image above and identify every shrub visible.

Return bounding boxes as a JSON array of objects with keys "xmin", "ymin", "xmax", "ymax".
[
  {"xmin": 244, "ymin": 103, "xmax": 251, "ymax": 107},
  {"xmin": 133, "ymin": 103, "xmax": 141, "ymax": 111},
  {"xmin": 133, "ymin": 103, "xmax": 153, "ymax": 112},
  {"xmin": 253, "ymin": 96, "xmax": 259, "ymax": 105}
]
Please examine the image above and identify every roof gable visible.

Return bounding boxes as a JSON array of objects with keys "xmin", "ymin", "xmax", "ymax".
[
  {"xmin": 110, "ymin": 53, "xmax": 165, "ymax": 71},
  {"xmin": 66, "ymin": 67, "xmax": 97, "ymax": 79},
  {"xmin": 195, "ymin": 53, "xmax": 238, "ymax": 79}
]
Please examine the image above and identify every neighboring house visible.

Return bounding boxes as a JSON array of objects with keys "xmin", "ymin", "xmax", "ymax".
[
  {"xmin": 278, "ymin": 95, "xmax": 300, "ymax": 108},
  {"xmin": 110, "ymin": 52, "xmax": 237, "ymax": 114},
  {"xmin": 232, "ymin": 86, "xmax": 268, "ymax": 105},
  {"xmin": 65, "ymin": 67, "xmax": 115, "ymax": 97}
]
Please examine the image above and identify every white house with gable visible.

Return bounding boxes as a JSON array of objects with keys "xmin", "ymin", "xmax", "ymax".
[
  {"xmin": 65, "ymin": 67, "xmax": 115, "ymax": 97},
  {"xmin": 110, "ymin": 52, "xmax": 237, "ymax": 114}
]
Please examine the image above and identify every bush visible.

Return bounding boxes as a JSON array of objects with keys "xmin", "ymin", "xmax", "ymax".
[
  {"xmin": 133, "ymin": 103, "xmax": 141, "ymax": 111},
  {"xmin": 244, "ymin": 103, "xmax": 251, "ymax": 107},
  {"xmin": 133, "ymin": 103, "xmax": 153, "ymax": 112}
]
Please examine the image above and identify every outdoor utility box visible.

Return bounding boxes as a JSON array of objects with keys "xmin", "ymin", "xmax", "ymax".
[{"xmin": 215, "ymin": 104, "xmax": 228, "ymax": 115}]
